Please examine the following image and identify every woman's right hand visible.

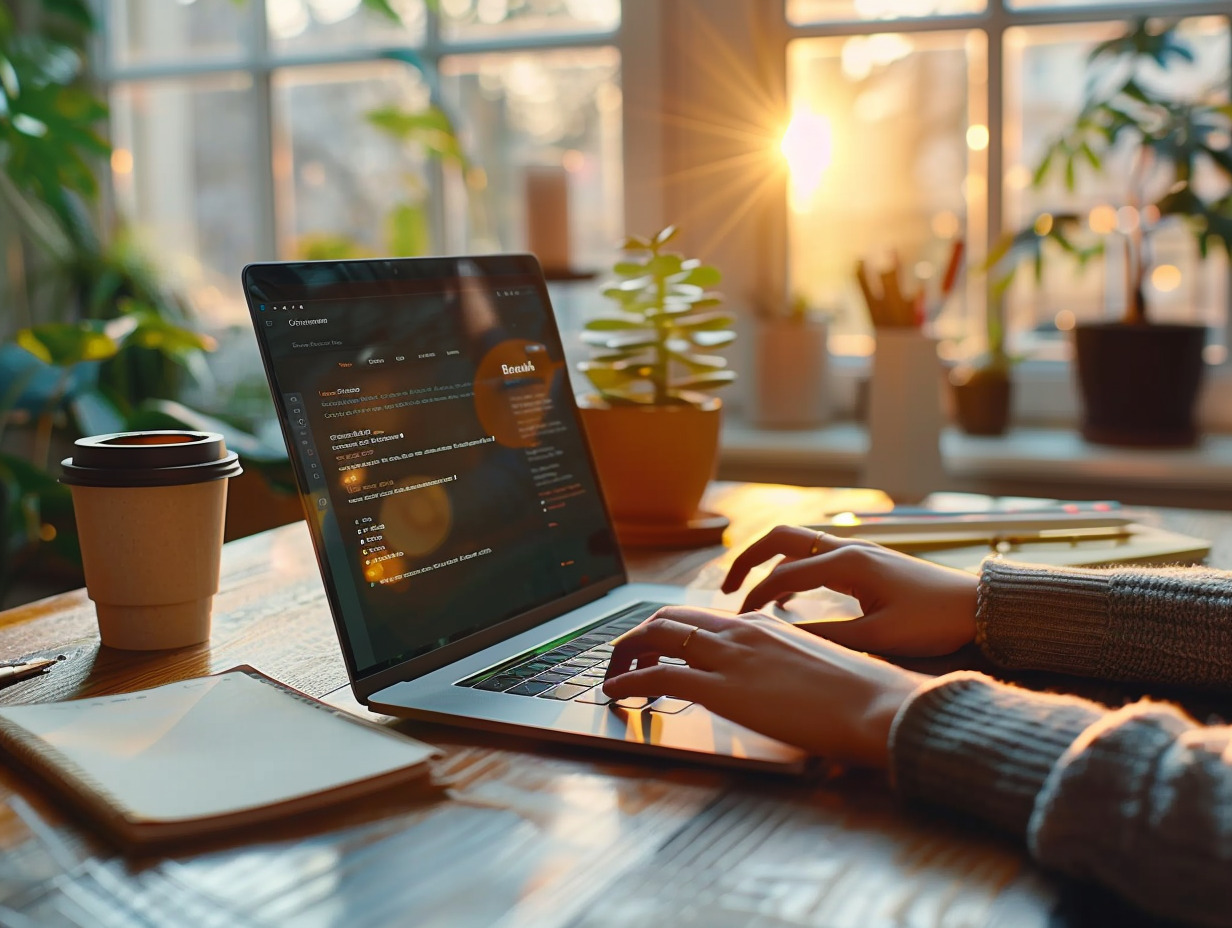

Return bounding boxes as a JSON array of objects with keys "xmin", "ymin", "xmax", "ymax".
[{"xmin": 721, "ymin": 525, "xmax": 980, "ymax": 658}]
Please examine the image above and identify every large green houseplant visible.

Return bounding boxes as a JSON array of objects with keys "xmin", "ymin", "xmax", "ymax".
[
  {"xmin": 0, "ymin": 1, "xmax": 289, "ymax": 602},
  {"xmin": 990, "ymin": 18, "xmax": 1232, "ymax": 446},
  {"xmin": 577, "ymin": 227, "xmax": 734, "ymax": 538}
]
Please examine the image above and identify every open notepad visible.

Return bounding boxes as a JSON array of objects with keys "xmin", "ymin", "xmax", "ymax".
[{"xmin": 0, "ymin": 668, "xmax": 438, "ymax": 848}]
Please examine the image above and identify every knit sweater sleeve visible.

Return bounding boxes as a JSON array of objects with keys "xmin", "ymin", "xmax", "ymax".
[
  {"xmin": 891, "ymin": 672, "xmax": 1232, "ymax": 927},
  {"xmin": 975, "ymin": 559, "xmax": 1232, "ymax": 688}
]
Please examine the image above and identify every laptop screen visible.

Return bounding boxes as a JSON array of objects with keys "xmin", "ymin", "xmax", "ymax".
[{"xmin": 244, "ymin": 257, "xmax": 623, "ymax": 680}]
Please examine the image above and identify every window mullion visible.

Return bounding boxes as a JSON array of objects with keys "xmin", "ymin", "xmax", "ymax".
[
  {"xmin": 424, "ymin": 4, "xmax": 451, "ymax": 253},
  {"xmin": 251, "ymin": 0, "xmax": 278, "ymax": 262},
  {"xmin": 987, "ymin": 0, "xmax": 1008, "ymax": 355}
]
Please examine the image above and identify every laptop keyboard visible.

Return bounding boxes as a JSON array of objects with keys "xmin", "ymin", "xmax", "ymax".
[{"xmin": 456, "ymin": 602, "xmax": 692, "ymax": 712}]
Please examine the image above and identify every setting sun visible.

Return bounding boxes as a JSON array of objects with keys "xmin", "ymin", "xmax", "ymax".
[{"xmin": 781, "ymin": 108, "xmax": 833, "ymax": 212}]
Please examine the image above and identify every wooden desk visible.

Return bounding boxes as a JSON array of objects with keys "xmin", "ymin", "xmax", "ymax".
[{"xmin": 0, "ymin": 482, "xmax": 1226, "ymax": 927}]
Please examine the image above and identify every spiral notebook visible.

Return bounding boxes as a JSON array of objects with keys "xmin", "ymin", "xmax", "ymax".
[{"xmin": 0, "ymin": 667, "xmax": 438, "ymax": 848}]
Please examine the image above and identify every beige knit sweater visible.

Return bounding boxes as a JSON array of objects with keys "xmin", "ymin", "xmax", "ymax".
[{"xmin": 889, "ymin": 559, "xmax": 1232, "ymax": 927}]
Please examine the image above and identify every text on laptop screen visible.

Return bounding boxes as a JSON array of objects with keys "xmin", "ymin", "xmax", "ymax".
[{"xmin": 246, "ymin": 259, "xmax": 622, "ymax": 678}]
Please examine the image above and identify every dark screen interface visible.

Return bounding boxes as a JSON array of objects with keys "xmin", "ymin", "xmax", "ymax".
[{"xmin": 248, "ymin": 260, "xmax": 621, "ymax": 678}]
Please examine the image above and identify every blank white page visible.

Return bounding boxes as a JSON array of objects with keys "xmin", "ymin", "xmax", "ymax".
[{"xmin": 0, "ymin": 671, "xmax": 436, "ymax": 822}]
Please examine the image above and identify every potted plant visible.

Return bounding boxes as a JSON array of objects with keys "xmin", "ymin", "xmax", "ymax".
[
  {"xmin": 990, "ymin": 18, "xmax": 1231, "ymax": 447},
  {"xmin": 752, "ymin": 294, "xmax": 831, "ymax": 429},
  {"xmin": 950, "ymin": 271, "xmax": 1013, "ymax": 436},
  {"xmin": 0, "ymin": 1, "xmax": 294, "ymax": 604},
  {"xmin": 577, "ymin": 227, "xmax": 734, "ymax": 540}
]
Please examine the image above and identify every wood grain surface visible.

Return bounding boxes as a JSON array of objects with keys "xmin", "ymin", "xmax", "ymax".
[{"xmin": 0, "ymin": 482, "xmax": 1221, "ymax": 928}]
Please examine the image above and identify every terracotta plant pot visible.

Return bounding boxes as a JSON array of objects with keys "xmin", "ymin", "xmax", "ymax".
[
  {"xmin": 950, "ymin": 365, "xmax": 1012, "ymax": 436},
  {"xmin": 753, "ymin": 318, "xmax": 830, "ymax": 428},
  {"xmin": 1073, "ymin": 322, "xmax": 1206, "ymax": 447},
  {"xmin": 578, "ymin": 396, "xmax": 721, "ymax": 525}
]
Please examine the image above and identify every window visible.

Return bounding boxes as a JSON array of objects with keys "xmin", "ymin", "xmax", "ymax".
[
  {"xmin": 96, "ymin": 0, "xmax": 622, "ymax": 422},
  {"xmin": 96, "ymin": 1, "xmax": 1232, "ymax": 428},
  {"xmin": 783, "ymin": 1, "xmax": 1231, "ymax": 367}
]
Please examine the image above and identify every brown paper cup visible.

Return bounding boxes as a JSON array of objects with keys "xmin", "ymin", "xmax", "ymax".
[
  {"xmin": 61, "ymin": 431, "xmax": 242, "ymax": 651},
  {"xmin": 69, "ymin": 482, "xmax": 228, "ymax": 649}
]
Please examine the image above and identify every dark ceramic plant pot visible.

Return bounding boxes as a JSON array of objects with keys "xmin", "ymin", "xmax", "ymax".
[
  {"xmin": 1073, "ymin": 322, "xmax": 1206, "ymax": 447},
  {"xmin": 950, "ymin": 365, "xmax": 1012, "ymax": 436}
]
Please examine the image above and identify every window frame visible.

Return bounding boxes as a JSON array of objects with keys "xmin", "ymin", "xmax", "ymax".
[
  {"xmin": 90, "ymin": 1, "xmax": 1232, "ymax": 430},
  {"xmin": 91, "ymin": 0, "xmax": 632, "ymax": 265},
  {"xmin": 783, "ymin": 0, "xmax": 1232, "ymax": 427}
]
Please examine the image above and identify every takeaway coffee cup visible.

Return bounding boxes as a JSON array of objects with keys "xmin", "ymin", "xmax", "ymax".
[{"xmin": 60, "ymin": 431, "xmax": 242, "ymax": 650}]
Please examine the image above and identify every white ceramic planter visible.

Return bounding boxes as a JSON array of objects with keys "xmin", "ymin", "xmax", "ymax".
[
  {"xmin": 752, "ymin": 318, "xmax": 831, "ymax": 428},
  {"xmin": 862, "ymin": 329, "xmax": 946, "ymax": 503}
]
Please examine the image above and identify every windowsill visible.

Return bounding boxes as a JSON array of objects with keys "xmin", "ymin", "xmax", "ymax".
[{"xmin": 719, "ymin": 420, "xmax": 1232, "ymax": 508}]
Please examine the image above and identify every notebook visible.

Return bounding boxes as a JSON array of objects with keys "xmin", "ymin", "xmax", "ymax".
[
  {"xmin": 0, "ymin": 667, "xmax": 438, "ymax": 847},
  {"xmin": 807, "ymin": 513, "xmax": 1210, "ymax": 573}
]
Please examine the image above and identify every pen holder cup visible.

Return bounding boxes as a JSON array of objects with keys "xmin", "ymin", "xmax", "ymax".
[
  {"xmin": 61, "ymin": 432, "xmax": 242, "ymax": 651},
  {"xmin": 863, "ymin": 330, "xmax": 946, "ymax": 504}
]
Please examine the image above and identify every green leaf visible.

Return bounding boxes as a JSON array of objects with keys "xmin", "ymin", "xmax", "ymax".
[
  {"xmin": 688, "ymin": 331, "xmax": 736, "ymax": 349},
  {"xmin": 580, "ymin": 362, "xmax": 639, "ymax": 393},
  {"xmin": 580, "ymin": 331, "xmax": 659, "ymax": 351},
  {"xmin": 652, "ymin": 226, "xmax": 678, "ymax": 247},
  {"xmin": 675, "ymin": 264, "xmax": 722, "ymax": 288},
  {"xmin": 0, "ymin": 55, "xmax": 18, "ymax": 98},
  {"xmin": 591, "ymin": 348, "xmax": 653, "ymax": 363},
  {"xmin": 1032, "ymin": 148, "xmax": 1055, "ymax": 188},
  {"xmin": 595, "ymin": 389, "xmax": 654, "ymax": 407},
  {"xmin": 612, "ymin": 261, "xmax": 648, "ymax": 277},
  {"xmin": 669, "ymin": 371, "xmax": 737, "ymax": 392},
  {"xmin": 361, "ymin": 0, "xmax": 403, "ymax": 21},
  {"xmin": 620, "ymin": 235, "xmax": 652, "ymax": 252},
  {"xmin": 608, "ymin": 275, "xmax": 653, "ymax": 292},
  {"xmin": 42, "ymin": 0, "xmax": 95, "ymax": 28},
  {"xmin": 600, "ymin": 287, "xmax": 643, "ymax": 308},
  {"xmin": 387, "ymin": 202, "xmax": 431, "ymax": 256},
  {"xmin": 675, "ymin": 311, "xmax": 736, "ymax": 331},
  {"xmin": 16, "ymin": 322, "xmax": 118, "ymax": 367},
  {"xmin": 646, "ymin": 304, "xmax": 700, "ymax": 322},
  {"xmin": 667, "ymin": 350, "xmax": 728, "ymax": 372},
  {"xmin": 366, "ymin": 105, "xmax": 465, "ymax": 166},
  {"xmin": 122, "ymin": 311, "xmax": 215, "ymax": 359},
  {"xmin": 583, "ymin": 315, "xmax": 649, "ymax": 331},
  {"xmin": 647, "ymin": 253, "xmax": 684, "ymax": 277},
  {"xmin": 666, "ymin": 283, "xmax": 705, "ymax": 301}
]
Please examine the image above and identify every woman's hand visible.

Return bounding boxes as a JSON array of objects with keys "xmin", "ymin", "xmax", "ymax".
[
  {"xmin": 602, "ymin": 606, "xmax": 926, "ymax": 767},
  {"xmin": 721, "ymin": 525, "xmax": 980, "ymax": 657}
]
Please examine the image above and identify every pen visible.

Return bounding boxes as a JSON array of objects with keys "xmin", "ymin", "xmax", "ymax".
[
  {"xmin": 0, "ymin": 658, "xmax": 58, "ymax": 686},
  {"xmin": 882, "ymin": 526, "xmax": 1134, "ymax": 553}
]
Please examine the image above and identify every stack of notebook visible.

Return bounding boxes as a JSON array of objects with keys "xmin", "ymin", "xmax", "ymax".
[{"xmin": 809, "ymin": 502, "xmax": 1210, "ymax": 573}]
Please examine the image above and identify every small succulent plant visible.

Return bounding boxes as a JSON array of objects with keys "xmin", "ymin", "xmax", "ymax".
[{"xmin": 579, "ymin": 227, "xmax": 735, "ymax": 407}]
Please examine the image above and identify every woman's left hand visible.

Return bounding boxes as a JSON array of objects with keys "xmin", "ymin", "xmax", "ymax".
[{"xmin": 602, "ymin": 606, "xmax": 927, "ymax": 767}]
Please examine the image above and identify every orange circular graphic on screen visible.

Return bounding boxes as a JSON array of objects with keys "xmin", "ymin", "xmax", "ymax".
[
  {"xmin": 380, "ymin": 476, "xmax": 453, "ymax": 558},
  {"xmin": 473, "ymin": 339, "xmax": 560, "ymax": 449}
]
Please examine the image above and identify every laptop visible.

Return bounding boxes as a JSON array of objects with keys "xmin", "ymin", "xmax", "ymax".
[{"xmin": 243, "ymin": 255, "xmax": 807, "ymax": 772}]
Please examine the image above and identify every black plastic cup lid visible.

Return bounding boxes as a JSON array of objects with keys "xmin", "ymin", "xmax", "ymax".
[{"xmin": 60, "ymin": 431, "xmax": 243, "ymax": 488}]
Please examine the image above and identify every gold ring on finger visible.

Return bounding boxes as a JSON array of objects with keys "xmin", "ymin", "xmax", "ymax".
[
  {"xmin": 681, "ymin": 626, "xmax": 700, "ymax": 662},
  {"xmin": 808, "ymin": 530, "xmax": 827, "ymax": 557}
]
